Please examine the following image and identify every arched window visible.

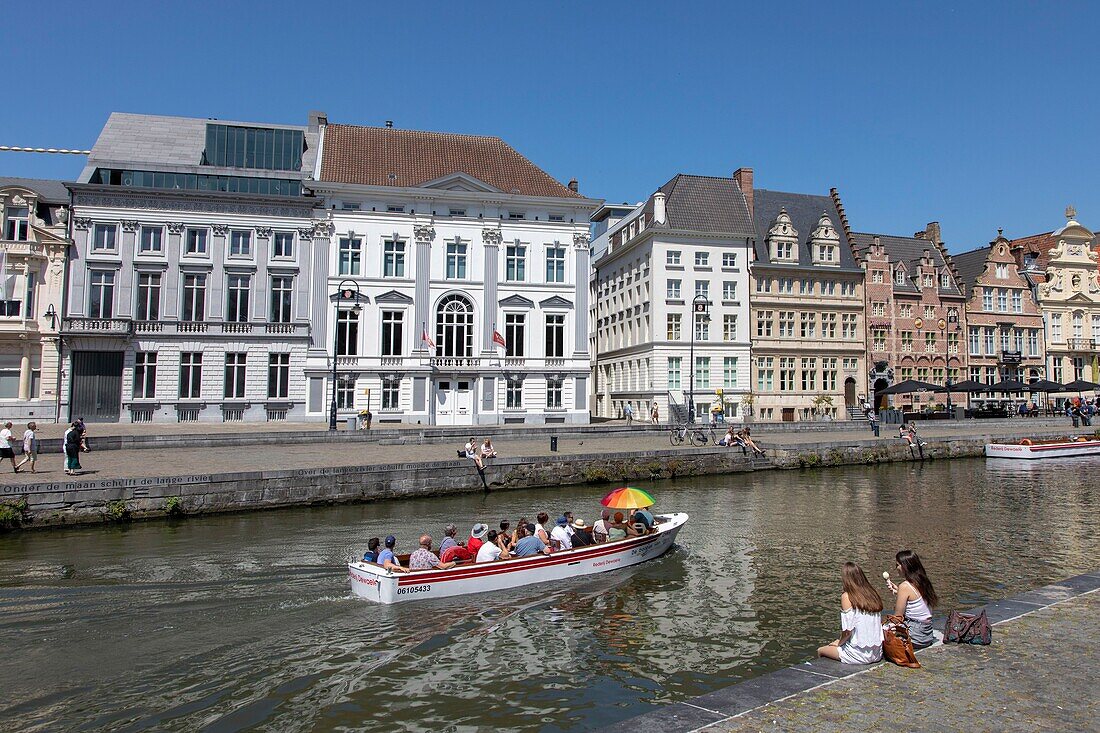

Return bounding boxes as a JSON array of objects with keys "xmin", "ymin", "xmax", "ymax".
[{"xmin": 436, "ymin": 294, "xmax": 473, "ymax": 357}]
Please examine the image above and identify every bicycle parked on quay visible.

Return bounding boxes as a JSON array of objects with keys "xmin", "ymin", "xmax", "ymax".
[{"xmin": 669, "ymin": 422, "xmax": 718, "ymax": 447}]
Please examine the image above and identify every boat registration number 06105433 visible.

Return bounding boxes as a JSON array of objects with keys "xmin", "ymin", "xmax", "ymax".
[{"xmin": 398, "ymin": 585, "xmax": 432, "ymax": 595}]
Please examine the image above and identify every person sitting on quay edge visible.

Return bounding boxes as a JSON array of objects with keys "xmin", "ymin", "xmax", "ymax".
[
  {"xmin": 362, "ymin": 537, "xmax": 381, "ymax": 564},
  {"xmin": 439, "ymin": 523, "xmax": 460, "ymax": 554},
  {"xmin": 481, "ymin": 438, "xmax": 498, "ymax": 462},
  {"xmin": 513, "ymin": 523, "xmax": 552, "ymax": 557},
  {"xmin": 570, "ymin": 519, "xmax": 593, "ymax": 547},
  {"xmin": 467, "ymin": 523, "xmax": 489, "ymax": 556},
  {"xmin": 592, "ymin": 509, "xmax": 611, "ymax": 543},
  {"xmin": 550, "ymin": 516, "xmax": 573, "ymax": 551},
  {"xmin": 719, "ymin": 425, "xmax": 736, "ymax": 447},
  {"xmin": 817, "ymin": 562, "xmax": 884, "ymax": 665},
  {"xmin": 376, "ymin": 536, "xmax": 410, "ymax": 574},
  {"xmin": 464, "ymin": 437, "xmax": 484, "ymax": 469},
  {"xmin": 476, "ymin": 529, "xmax": 511, "ymax": 563},
  {"xmin": 608, "ymin": 512, "xmax": 628, "ymax": 541},
  {"xmin": 740, "ymin": 427, "xmax": 765, "ymax": 457},
  {"xmin": 886, "ymin": 549, "xmax": 939, "ymax": 649},
  {"xmin": 408, "ymin": 534, "xmax": 457, "ymax": 571}
]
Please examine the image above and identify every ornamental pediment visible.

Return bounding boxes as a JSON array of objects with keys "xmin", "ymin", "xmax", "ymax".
[
  {"xmin": 539, "ymin": 295, "xmax": 574, "ymax": 309},
  {"xmin": 418, "ymin": 172, "xmax": 502, "ymax": 193},
  {"xmin": 499, "ymin": 294, "xmax": 535, "ymax": 308},
  {"xmin": 375, "ymin": 290, "xmax": 414, "ymax": 304}
]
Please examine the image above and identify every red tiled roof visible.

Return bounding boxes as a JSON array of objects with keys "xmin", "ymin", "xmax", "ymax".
[
  {"xmin": 319, "ymin": 124, "xmax": 582, "ymax": 199},
  {"xmin": 1008, "ymin": 231, "xmax": 1056, "ymax": 270}
]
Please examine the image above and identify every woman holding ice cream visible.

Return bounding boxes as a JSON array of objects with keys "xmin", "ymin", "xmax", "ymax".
[{"xmin": 884, "ymin": 549, "xmax": 938, "ymax": 648}]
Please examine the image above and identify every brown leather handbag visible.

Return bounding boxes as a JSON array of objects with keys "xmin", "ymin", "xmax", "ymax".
[
  {"xmin": 882, "ymin": 614, "xmax": 921, "ymax": 668},
  {"xmin": 944, "ymin": 609, "xmax": 992, "ymax": 645}
]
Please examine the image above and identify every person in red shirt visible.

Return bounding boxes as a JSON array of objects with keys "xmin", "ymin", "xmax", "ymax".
[
  {"xmin": 467, "ymin": 523, "xmax": 489, "ymax": 555},
  {"xmin": 440, "ymin": 544, "xmax": 473, "ymax": 564}
]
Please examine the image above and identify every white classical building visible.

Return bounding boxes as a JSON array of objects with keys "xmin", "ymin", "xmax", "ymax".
[
  {"xmin": 306, "ymin": 119, "xmax": 600, "ymax": 426},
  {"xmin": 591, "ymin": 171, "xmax": 757, "ymax": 422}
]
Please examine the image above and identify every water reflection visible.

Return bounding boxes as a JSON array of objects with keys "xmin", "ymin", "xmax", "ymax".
[{"xmin": 0, "ymin": 457, "xmax": 1097, "ymax": 732}]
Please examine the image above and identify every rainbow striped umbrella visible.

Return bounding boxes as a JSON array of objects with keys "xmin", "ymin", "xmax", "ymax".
[{"xmin": 600, "ymin": 487, "xmax": 655, "ymax": 509}]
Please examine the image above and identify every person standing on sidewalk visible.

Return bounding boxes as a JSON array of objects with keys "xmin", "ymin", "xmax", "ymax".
[
  {"xmin": 651, "ymin": 401, "xmax": 659, "ymax": 425},
  {"xmin": 623, "ymin": 402, "xmax": 634, "ymax": 425},
  {"xmin": 16, "ymin": 422, "xmax": 37, "ymax": 473},
  {"xmin": 63, "ymin": 421, "xmax": 84, "ymax": 476},
  {"xmin": 0, "ymin": 422, "xmax": 19, "ymax": 473}
]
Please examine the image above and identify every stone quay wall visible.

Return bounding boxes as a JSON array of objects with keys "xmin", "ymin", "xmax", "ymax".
[{"xmin": 0, "ymin": 430, "xmax": 1079, "ymax": 530}]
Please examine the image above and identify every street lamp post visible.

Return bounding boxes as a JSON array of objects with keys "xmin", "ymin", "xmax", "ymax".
[
  {"xmin": 688, "ymin": 294, "xmax": 710, "ymax": 424},
  {"xmin": 330, "ymin": 280, "xmax": 362, "ymax": 431}
]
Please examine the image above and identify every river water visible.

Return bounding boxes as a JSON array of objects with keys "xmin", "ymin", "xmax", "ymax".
[{"xmin": 1, "ymin": 456, "xmax": 1097, "ymax": 732}]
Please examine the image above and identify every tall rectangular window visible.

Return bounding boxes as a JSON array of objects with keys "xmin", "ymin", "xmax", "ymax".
[
  {"xmin": 92, "ymin": 223, "xmax": 117, "ymax": 252},
  {"xmin": 338, "ymin": 237, "xmax": 361, "ymax": 275},
  {"xmin": 381, "ymin": 310, "xmax": 403, "ymax": 356},
  {"xmin": 1012, "ymin": 291, "xmax": 1022, "ymax": 313},
  {"xmin": 268, "ymin": 353, "xmax": 290, "ymax": 398},
  {"xmin": 799, "ymin": 312, "xmax": 815, "ymax": 338},
  {"xmin": 4, "ymin": 207, "xmax": 29, "ymax": 241},
  {"xmin": 695, "ymin": 357, "xmax": 710, "ymax": 389},
  {"xmin": 822, "ymin": 357, "xmax": 838, "ymax": 391},
  {"xmin": 446, "ymin": 241, "xmax": 468, "ymax": 279},
  {"xmin": 841, "ymin": 313, "xmax": 857, "ymax": 339},
  {"xmin": 23, "ymin": 272, "xmax": 35, "ymax": 319},
  {"xmin": 723, "ymin": 357, "xmax": 738, "ymax": 389},
  {"xmin": 982, "ymin": 289, "xmax": 993, "ymax": 311},
  {"xmin": 182, "ymin": 273, "xmax": 206, "ymax": 321},
  {"xmin": 505, "ymin": 313, "xmax": 525, "ymax": 357},
  {"xmin": 336, "ymin": 375, "xmax": 356, "ymax": 409},
  {"xmin": 667, "ymin": 250, "xmax": 681, "ymax": 265},
  {"xmin": 666, "ymin": 313, "xmax": 681, "ymax": 340},
  {"xmin": 180, "ymin": 352, "xmax": 202, "ymax": 398},
  {"xmin": 383, "ymin": 240, "xmax": 406, "ymax": 277},
  {"xmin": 382, "ymin": 377, "xmax": 400, "ymax": 409},
  {"xmin": 695, "ymin": 280, "xmax": 709, "ymax": 298},
  {"xmin": 722, "ymin": 252, "xmax": 737, "ymax": 268},
  {"xmin": 506, "ymin": 243, "xmax": 526, "ymax": 281},
  {"xmin": 133, "ymin": 352, "xmax": 157, "ymax": 399},
  {"xmin": 722, "ymin": 281, "xmax": 737, "ymax": 300},
  {"xmin": 694, "ymin": 313, "xmax": 709, "ymax": 341},
  {"xmin": 756, "ymin": 310, "xmax": 773, "ymax": 337},
  {"xmin": 666, "ymin": 279, "xmax": 681, "ymax": 299},
  {"xmin": 873, "ymin": 329, "xmax": 887, "ymax": 351},
  {"xmin": 695, "ymin": 252, "xmax": 709, "ymax": 267},
  {"xmin": 224, "ymin": 353, "xmax": 247, "ymax": 399},
  {"xmin": 229, "ymin": 230, "xmax": 252, "ymax": 257},
  {"xmin": 139, "ymin": 225, "xmax": 162, "ymax": 253},
  {"xmin": 546, "ymin": 378, "xmax": 563, "ymax": 408},
  {"xmin": 226, "ymin": 274, "xmax": 250, "ymax": 322},
  {"xmin": 88, "ymin": 270, "xmax": 115, "ymax": 318},
  {"xmin": 801, "ymin": 358, "xmax": 817, "ymax": 391},
  {"xmin": 667, "ymin": 357, "xmax": 682, "ymax": 390},
  {"xmin": 185, "ymin": 228, "xmax": 207, "ymax": 255},
  {"xmin": 545, "ymin": 314, "xmax": 565, "ymax": 357},
  {"xmin": 778, "ymin": 312, "xmax": 794, "ymax": 338},
  {"xmin": 984, "ymin": 328, "xmax": 995, "ymax": 354},
  {"xmin": 272, "ymin": 231, "xmax": 294, "ymax": 259},
  {"xmin": 506, "ymin": 378, "xmax": 523, "ymax": 408},
  {"xmin": 270, "ymin": 276, "xmax": 293, "ymax": 323},
  {"xmin": 546, "ymin": 245, "xmax": 566, "ymax": 283},
  {"xmin": 969, "ymin": 328, "xmax": 980, "ymax": 354},
  {"xmin": 779, "ymin": 357, "xmax": 795, "ymax": 391},
  {"xmin": 997, "ymin": 289, "xmax": 1008, "ymax": 312},
  {"xmin": 756, "ymin": 357, "xmax": 774, "ymax": 391},
  {"xmin": 135, "ymin": 272, "xmax": 161, "ymax": 320},
  {"xmin": 822, "ymin": 312, "xmax": 837, "ymax": 338},
  {"xmin": 723, "ymin": 314, "xmax": 737, "ymax": 341},
  {"xmin": 337, "ymin": 309, "xmax": 359, "ymax": 356}
]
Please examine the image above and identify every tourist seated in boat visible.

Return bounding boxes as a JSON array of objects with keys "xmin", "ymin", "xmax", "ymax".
[
  {"xmin": 633, "ymin": 506, "xmax": 656, "ymax": 534},
  {"xmin": 550, "ymin": 516, "xmax": 573, "ymax": 550},
  {"xmin": 886, "ymin": 549, "xmax": 938, "ymax": 649},
  {"xmin": 625, "ymin": 510, "xmax": 644, "ymax": 537},
  {"xmin": 817, "ymin": 562, "xmax": 884, "ymax": 664},
  {"xmin": 476, "ymin": 529, "xmax": 511, "ymax": 562},
  {"xmin": 570, "ymin": 519, "xmax": 593, "ymax": 547},
  {"xmin": 563, "ymin": 510, "xmax": 577, "ymax": 540},
  {"xmin": 438, "ymin": 524, "xmax": 460, "ymax": 553},
  {"xmin": 533, "ymin": 513, "xmax": 551, "ymax": 544},
  {"xmin": 464, "ymin": 438, "xmax": 484, "ymax": 469},
  {"xmin": 513, "ymin": 523, "xmax": 552, "ymax": 557},
  {"xmin": 592, "ymin": 509, "xmax": 611, "ymax": 543},
  {"xmin": 408, "ymin": 534, "xmax": 458, "ymax": 571},
  {"xmin": 377, "ymin": 536, "xmax": 410, "ymax": 574},
  {"xmin": 467, "ymin": 523, "xmax": 489, "ymax": 556},
  {"xmin": 440, "ymin": 542, "xmax": 474, "ymax": 564},
  {"xmin": 607, "ymin": 512, "xmax": 628, "ymax": 541},
  {"xmin": 497, "ymin": 520, "xmax": 514, "ymax": 551},
  {"xmin": 362, "ymin": 537, "xmax": 380, "ymax": 563},
  {"xmin": 511, "ymin": 517, "xmax": 528, "ymax": 547}
]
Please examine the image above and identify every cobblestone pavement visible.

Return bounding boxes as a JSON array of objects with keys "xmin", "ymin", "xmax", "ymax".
[
  {"xmin": 701, "ymin": 591, "xmax": 1099, "ymax": 733},
  {"xmin": 1, "ymin": 422, "xmax": 1083, "ymax": 485}
]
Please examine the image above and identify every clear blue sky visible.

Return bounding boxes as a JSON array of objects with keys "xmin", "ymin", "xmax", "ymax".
[{"xmin": 2, "ymin": 0, "xmax": 1095, "ymax": 251}]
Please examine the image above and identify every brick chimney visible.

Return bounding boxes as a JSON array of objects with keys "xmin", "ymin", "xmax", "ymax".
[
  {"xmin": 915, "ymin": 221, "xmax": 942, "ymax": 245},
  {"xmin": 568, "ymin": 178, "xmax": 579, "ymax": 193},
  {"xmin": 733, "ymin": 168, "xmax": 753, "ymax": 217}
]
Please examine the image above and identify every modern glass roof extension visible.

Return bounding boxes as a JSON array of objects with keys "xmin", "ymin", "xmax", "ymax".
[
  {"xmin": 202, "ymin": 124, "xmax": 304, "ymax": 172},
  {"xmin": 91, "ymin": 168, "xmax": 302, "ymax": 197}
]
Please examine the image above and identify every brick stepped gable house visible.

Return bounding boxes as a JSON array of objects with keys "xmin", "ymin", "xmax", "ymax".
[
  {"xmin": 0, "ymin": 178, "xmax": 71, "ymax": 420},
  {"xmin": 852, "ymin": 221, "xmax": 967, "ymax": 410},
  {"xmin": 310, "ymin": 118, "xmax": 600, "ymax": 426},
  {"xmin": 1009, "ymin": 208, "xmax": 1100, "ymax": 391},
  {"xmin": 952, "ymin": 231, "xmax": 1046, "ymax": 395},
  {"xmin": 742, "ymin": 180, "xmax": 868, "ymax": 422},
  {"xmin": 65, "ymin": 112, "xmax": 325, "ymax": 423},
  {"xmin": 590, "ymin": 171, "xmax": 756, "ymax": 422}
]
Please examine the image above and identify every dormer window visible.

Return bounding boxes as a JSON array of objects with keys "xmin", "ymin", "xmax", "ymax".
[
  {"xmin": 940, "ymin": 273, "xmax": 951, "ymax": 289},
  {"xmin": 765, "ymin": 208, "xmax": 798, "ymax": 263},
  {"xmin": 3, "ymin": 206, "xmax": 29, "ymax": 241},
  {"xmin": 775, "ymin": 241, "xmax": 794, "ymax": 260},
  {"xmin": 894, "ymin": 268, "xmax": 905, "ymax": 285},
  {"xmin": 923, "ymin": 274, "xmax": 933, "ymax": 288},
  {"xmin": 809, "ymin": 212, "xmax": 841, "ymax": 266},
  {"xmin": 817, "ymin": 244, "xmax": 836, "ymax": 262}
]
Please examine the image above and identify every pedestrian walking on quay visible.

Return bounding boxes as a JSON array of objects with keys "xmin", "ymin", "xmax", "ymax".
[
  {"xmin": 63, "ymin": 421, "xmax": 86, "ymax": 476},
  {"xmin": 651, "ymin": 401, "xmax": 660, "ymax": 425},
  {"xmin": 16, "ymin": 422, "xmax": 37, "ymax": 473},
  {"xmin": 0, "ymin": 421, "xmax": 19, "ymax": 473},
  {"xmin": 623, "ymin": 402, "xmax": 634, "ymax": 425}
]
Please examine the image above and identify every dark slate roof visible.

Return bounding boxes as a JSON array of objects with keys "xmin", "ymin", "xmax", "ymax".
[
  {"xmin": 851, "ymin": 232, "xmax": 962, "ymax": 295},
  {"xmin": 950, "ymin": 246, "xmax": 991, "ymax": 297},
  {"xmin": 649, "ymin": 174, "xmax": 755, "ymax": 237},
  {"xmin": 752, "ymin": 189, "xmax": 860, "ymax": 271},
  {"xmin": 0, "ymin": 177, "xmax": 70, "ymax": 203}
]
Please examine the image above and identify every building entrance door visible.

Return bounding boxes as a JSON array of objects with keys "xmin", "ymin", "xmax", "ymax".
[
  {"xmin": 782, "ymin": 407, "xmax": 796, "ymax": 422},
  {"xmin": 844, "ymin": 377, "xmax": 857, "ymax": 406},
  {"xmin": 434, "ymin": 379, "xmax": 474, "ymax": 425},
  {"xmin": 70, "ymin": 351, "xmax": 124, "ymax": 422}
]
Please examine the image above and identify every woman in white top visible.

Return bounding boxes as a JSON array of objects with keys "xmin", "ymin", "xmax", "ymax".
[
  {"xmin": 16, "ymin": 422, "xmax": 38, "ymax": 473},
  {"xmin": 480, "ymin": 438, "xmax": 497, "ymax": 461},
  {"xmin": 886, "ymin": 549, "xmax": 939, "ymax": 648},
  {"xmin": 818, "ymin": 562, "xmax": 884, "ymax": 664}
]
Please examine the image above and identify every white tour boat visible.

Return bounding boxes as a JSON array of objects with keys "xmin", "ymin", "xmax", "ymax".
[
  {"xmin": 348, "ymin": 512, "xmax": 688, "ymax": 604},
  {"xmin": 985, "ymin": 437, "xmax": 1100, "ymax": 459}
]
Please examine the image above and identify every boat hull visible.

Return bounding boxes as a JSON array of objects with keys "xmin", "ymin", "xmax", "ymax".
[
  {"xmin": 985, "ymin": 440, "xmax": 1100, "ymax": 459},
  {"xmin": 348, "ymin": 512, "xmax": 688, "ymax": 604}
]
